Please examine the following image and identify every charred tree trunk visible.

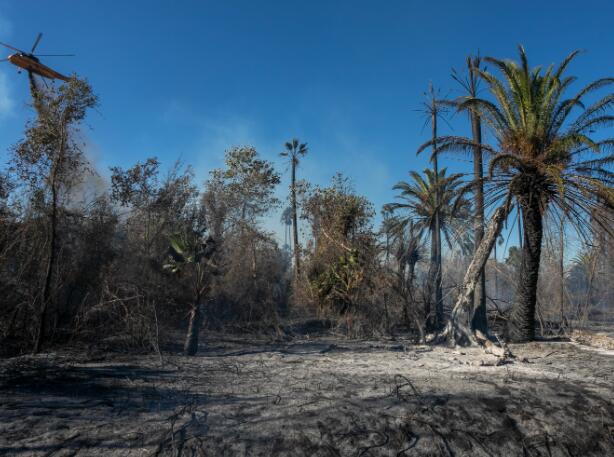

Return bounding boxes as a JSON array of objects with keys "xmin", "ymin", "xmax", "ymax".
[
  {"xmin": 509, "ymin": 193, "xmax": 542, "ymax": 342},
  {"xmin": 558, "ymin": 218, "xmax": 566, "ymax": 328},
  {"xmin": 291, "ymin": 159, "xmax": 300, "ymax": 279},
  {"xmin": 438, "ymin": 202, "xmax": 510, "ymax": 346},
  {"xmin": 31, "ymin": 73, "xmax": 53, "ymax": 353},
  {"xmin": 34, "ymin": 181, "xmax": 57, "ymax": 354},
  {"xmin": 429, "ymin": 98, "xmax": 443, "ymax": 330},
  {"xmin": 426, "ymin": 229, "xmax": 438, "ymax": 329},
  {"xmin": 183, "ymin": 238, "xmax": 216, "ymax": 356},
  {"xmin": 184, "ymin": 303, "xmax": 203, "ymax": 356},
  {"xmin": 469, "ymin": 84, "xmax": 487, "ymax": 333},
  {"xmin": 34, "ymin": 126, "xmax": 64, "ymax": 354}
]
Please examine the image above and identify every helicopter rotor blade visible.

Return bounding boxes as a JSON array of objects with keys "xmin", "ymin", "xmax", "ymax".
[
  {"xmin": 33, "ymin": 54, "xmax": 75, "ymax": 57},
  {"xmin": 31, "ymin": 33, "xmax": 43, "ymax": 53},
  {"xmin": 0, "ymin": 41, "xmax": 25, "ymax": 53}
]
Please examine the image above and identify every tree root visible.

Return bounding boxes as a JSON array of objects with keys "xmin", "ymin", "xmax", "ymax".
[{"xmin": 427, "ymin": 323, "xmax": 513, "ymax": 363}]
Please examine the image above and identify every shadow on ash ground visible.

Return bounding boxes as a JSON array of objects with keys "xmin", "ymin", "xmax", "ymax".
[{"xmin": 0, "ymin": 334, "xmax": 613, "ymax": 456}]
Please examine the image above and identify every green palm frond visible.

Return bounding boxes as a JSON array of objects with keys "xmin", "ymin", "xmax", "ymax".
[
  {"xmin": 423, "ymin": 46, "xmax": 614, "ymax": 237},
  {"xmin": 385, "ymin": 168, "xmax": 471, "ymax": 248}
]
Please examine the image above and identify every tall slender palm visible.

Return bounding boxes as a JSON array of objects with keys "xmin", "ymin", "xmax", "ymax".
[
  {"xmin": 419, "ymin": 46, "xmax": 614, "ymax": 341},
  {"xmin": 417, "ymin": 84, "xmax": 446, "ymax": 329},
  {"xmin": 451, "ymin": 55, "xmax": 488, "ymax": 333},
  {"xmin": 384, "ymin": 168, "xmax": 472, "ymax": 328},
  {"xmin": 280, "ymin": 206, "xmax": 293, "ymax": 251},
  {"xmin": 280, "ymin": 139, "xmax": 308, "ymax": 279}
]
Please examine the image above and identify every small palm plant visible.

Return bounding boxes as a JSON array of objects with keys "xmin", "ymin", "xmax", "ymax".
[
  {"xmin": 164, "ymin": 231, "xmax": 216, "ymax": 356},
  {"xmin": 419, "ymin": 46, "xmax": 614, "ymax": 341}
]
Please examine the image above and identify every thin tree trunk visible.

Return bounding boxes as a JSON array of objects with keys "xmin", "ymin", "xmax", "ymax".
[
  {"xmin": 427, "ymin": 230, "xmax": 437, "ymax": 328},
  {"xmin": 509, "ymin": 193, "xmax": 542, "ymax": 342},
  {"xmin": 430, "ymin": 99, "xmax": 443, "ymax": 330},
  {"xmin": 34, "ymin": 181, "xmax": 57, "ymax": 353},
  {"xmin": 579, "ymin": 249, "xmax": 597, "ymax": 325},
  {"xmin": 185, "ymin": 265, "xmax": 206, "ymax": 356},
  {"xmin": 184, "ymin": 302, "xmax": 203, "ymax": 356},
  {"xmin": 31, "ymin": 72, "xmax": 53, "ymax": 354},
  {"xmin": 33, "ymin": 120, "xmax": 64, "ymax": 354},
  {"xmin": 383, "ymin": 231, "xmax": 390, "ymax": 332},
  {"xmin": 493, "ymin": 243, "xmax": 498, "ymax": 298},
  {"xmin": 558, "ymin": 218, "xmax": 566, "ymax": 327},
  {"xmin": 291, "ymin": 159, "xmax": 300, "ymax": 279}
]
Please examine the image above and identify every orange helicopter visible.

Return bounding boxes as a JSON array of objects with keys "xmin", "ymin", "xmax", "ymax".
[{"xmin": 0, "ymin": 33, "xmax": 73, "ymax": 82}]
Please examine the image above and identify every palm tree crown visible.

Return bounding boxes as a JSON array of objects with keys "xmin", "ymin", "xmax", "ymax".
[
  {"xmin": 422, "ymin": 46, "xmax": 614, "ymax": 233},
  {"xmin": 280, "ymin": 138, "xmax": 308, "ymax": 165},
  {"xmin": 384, "ymin": 168, "xmax": 472, "ymax": 253}
]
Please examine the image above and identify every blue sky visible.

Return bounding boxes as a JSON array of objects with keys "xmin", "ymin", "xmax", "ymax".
[{"xmin": 0, "ymin": 0, "xmax": 612, "ymax": 255}]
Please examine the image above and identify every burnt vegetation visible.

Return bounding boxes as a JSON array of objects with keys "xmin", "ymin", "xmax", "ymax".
[{"xmin": 0, "ymin": 47, "xmax": 613, "ymax": 456}]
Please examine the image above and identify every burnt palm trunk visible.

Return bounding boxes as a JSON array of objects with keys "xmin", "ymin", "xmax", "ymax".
[
  {"xmin": 558, "ymin": 218, "xmax": 566, "ymax": 327},
  {"xmin": 291, "ymin": 158, "xmax": 300, "ymax": 278},
  {"xmin": 426, "ymin": 228, "xmax": 438, "ymax": 329},
  {"xmin": 183, "ymin": 239, "xmax": 216, "ymax": 356},
  {"xmin": 509, "ymin": 193, "xmax": 542, "ymax": 342},
  {"xmin": 184, "ymin": 302, "xmax": 203, "ymax": 356},
  {"xmin": 469, "ymin": 100, "xmax": 487, "ymax": 333},
  {"xmin": 185, "ymin": 269, "xmax": 205, "ymax": 356},
  {"xmin": 407, "ymin": 257, "xmax": 416, "ymax": 294},
  {"xmin": 430, "ymin": 105, "xmax": 443, "ymax": 330}
]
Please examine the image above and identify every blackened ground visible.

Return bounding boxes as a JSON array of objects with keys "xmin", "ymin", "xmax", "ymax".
[{"xmin": 0, "ymin": 333, "xmax": 613, "ymax": 456}]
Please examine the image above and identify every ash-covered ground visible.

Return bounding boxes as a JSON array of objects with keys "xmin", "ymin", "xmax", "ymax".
[{"xmin": 1, "ymin": 334, "xmax": 613, "ymax": 456}]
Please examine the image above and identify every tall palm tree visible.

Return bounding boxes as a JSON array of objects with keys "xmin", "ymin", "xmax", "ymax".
[
  {"xmin": 419, "ymin": 46, "xmax": 614, "ymax": 342},
  {"xmin": 417, "ymin": 84, "xmax": 447, "ymax": 329},
  {"xmin": 384, "ymin": 168, "xmax": 472, "ymax": 328},
  {"xmin": 451, "ymin": 55, "xmax": 488, "ymax": 333},
  {"xmin": 280, "ymin": 139, "xmax": 308, "ymax": 279},
  {"xmin": 281, "ymin": 206, "xmax": 293, "ymax": 250}
]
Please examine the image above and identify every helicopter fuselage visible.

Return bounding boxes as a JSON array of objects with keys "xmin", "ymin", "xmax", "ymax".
[{"xmin": 8, "ymin": 53, "xmax": 69, "ymax": 82}]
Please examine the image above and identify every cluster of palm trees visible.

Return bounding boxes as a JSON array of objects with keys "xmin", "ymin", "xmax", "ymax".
[{"xmin": 387, "ymin": 46, "xmax": 614, "ymax": 342}]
